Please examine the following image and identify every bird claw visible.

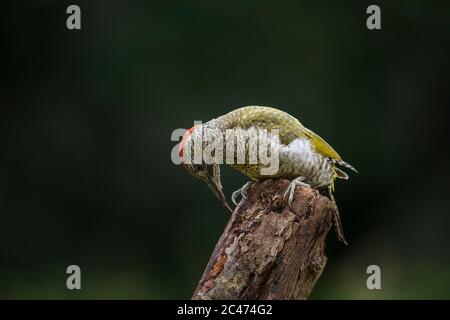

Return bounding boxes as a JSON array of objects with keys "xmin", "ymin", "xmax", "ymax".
[
  {"xmin": 283, "ymin": 177, "xmax": 310, "ymax": 205},
  {"xmin": 232, "ymin": 181, "xmax": 253, "ymax": 205}
]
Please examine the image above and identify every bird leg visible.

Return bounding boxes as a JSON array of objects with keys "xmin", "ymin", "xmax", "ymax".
[
  {"xmin": 231, "ymin": 181, "xmax": 253, "ymax": 205},
  {"xmin": 284, "ymin": 176, "xmax": 311, "ymax": 205}
]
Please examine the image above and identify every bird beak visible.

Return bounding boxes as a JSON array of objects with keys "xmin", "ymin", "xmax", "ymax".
[{"xmin": 205, "ymin": 164, "xmax": 233, "ymax": 213}]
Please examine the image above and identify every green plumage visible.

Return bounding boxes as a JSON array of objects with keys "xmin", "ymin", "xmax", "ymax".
[{"xmin": 213, "ymin": 106, "xmax": 343, "ymax": 161}]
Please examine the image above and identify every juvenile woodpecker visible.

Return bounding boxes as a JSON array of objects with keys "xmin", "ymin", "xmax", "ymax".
[{"xmin": 178, "ymin": 106, "xmax": 357, "ymax": 244}]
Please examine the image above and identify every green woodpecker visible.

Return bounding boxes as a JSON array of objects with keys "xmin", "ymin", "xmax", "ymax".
[{"xmin": 178, "ymin": 106, "xmax": 357, "ymax": 244}]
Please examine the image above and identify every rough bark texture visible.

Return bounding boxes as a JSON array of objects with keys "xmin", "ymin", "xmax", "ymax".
[{"xmin": 192, "ymin": 179, "xmax": 334, "ymax": 300}]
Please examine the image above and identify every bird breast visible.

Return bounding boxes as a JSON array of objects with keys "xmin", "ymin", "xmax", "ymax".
[{"xmin": 277, "ymin": 138, "xmax": 333, "ymax": 188}]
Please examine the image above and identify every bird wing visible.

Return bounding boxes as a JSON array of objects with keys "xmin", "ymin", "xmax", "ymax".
[
  {"xmin": 220, "ymin": 106, "xmax": 342, "ymax": 161},
  {"xmin": 299, "ymin": 126, "xmax": 342, "ymax": 161}
]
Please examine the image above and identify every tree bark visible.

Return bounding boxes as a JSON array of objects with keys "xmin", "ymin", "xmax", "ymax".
[{"xmin": 192, "ymin": 179, "xmax": 334, "ymax": 300}]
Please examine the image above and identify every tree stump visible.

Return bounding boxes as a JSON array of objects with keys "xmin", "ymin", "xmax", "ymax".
[{"xmin": 192, "ymin": 179, "xmax": 334, "ymax": 300}]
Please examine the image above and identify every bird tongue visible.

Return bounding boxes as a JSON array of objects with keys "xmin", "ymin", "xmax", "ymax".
[{"xmin": 205, "ymin": 164, "xmax": 233, "ymax": 213}]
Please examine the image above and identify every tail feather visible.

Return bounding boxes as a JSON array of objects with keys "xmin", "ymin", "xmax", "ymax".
[
  {"xmin": 334, "ymin": 159, "xmax": 358, "ymax": 173},
  {"xmin": 333, "ymin": 167, "xmax": 348, "ymax": 180},
  {"xmin": 326, "ymin": 186, "xmax": 348, "ymax": 245}
]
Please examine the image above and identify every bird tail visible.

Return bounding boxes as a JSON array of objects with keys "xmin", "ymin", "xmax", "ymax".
[
  {"xmin": 330, "ymin": 159, "xmax": 356, "ymax": 192},
  {"xmin": 325, "ymin": 186, "xmax": 348, "ymax": 245},
  {"xmin": 334, "ymin": 159, "xmax": 358, "ymax": 173}
]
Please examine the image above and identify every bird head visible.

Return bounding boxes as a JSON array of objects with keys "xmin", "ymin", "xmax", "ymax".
[{"xmin": 178, "ymin": 125, "xmax": 232, "ymax": 212}]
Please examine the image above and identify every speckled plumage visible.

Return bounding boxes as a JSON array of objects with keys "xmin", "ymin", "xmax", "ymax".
[{"xmin": 201, "ymin": 106, "xmax": 354, "ymax": 188}]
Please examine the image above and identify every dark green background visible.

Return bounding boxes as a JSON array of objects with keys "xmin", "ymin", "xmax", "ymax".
[{"xmin": 1, "ymin": 1, "xmax": 449, "ymax": 299}]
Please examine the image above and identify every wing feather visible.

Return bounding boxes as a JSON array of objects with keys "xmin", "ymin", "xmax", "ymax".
[{"xmin": 216, "ymin": 106, "xmax": 342, "ymax": 160}]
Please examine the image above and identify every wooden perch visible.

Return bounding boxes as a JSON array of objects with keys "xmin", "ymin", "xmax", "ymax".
[{"xmin": 192, "ymin": 179, "xmax": 335, "ymax": 300}]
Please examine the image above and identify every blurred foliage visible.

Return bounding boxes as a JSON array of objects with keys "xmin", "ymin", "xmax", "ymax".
[{"xmin": 0, "ymin": 0, "xmax": 449, "ymax": 299}]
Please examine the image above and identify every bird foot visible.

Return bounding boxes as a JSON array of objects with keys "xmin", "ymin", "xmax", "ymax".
[
  {"xmin": 232, "ymin": 181, "xmax": 253, "ymax": 205},
  {"xmin": 284, "ymin": 177, "xmax": 311, "ymax": 205}
]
